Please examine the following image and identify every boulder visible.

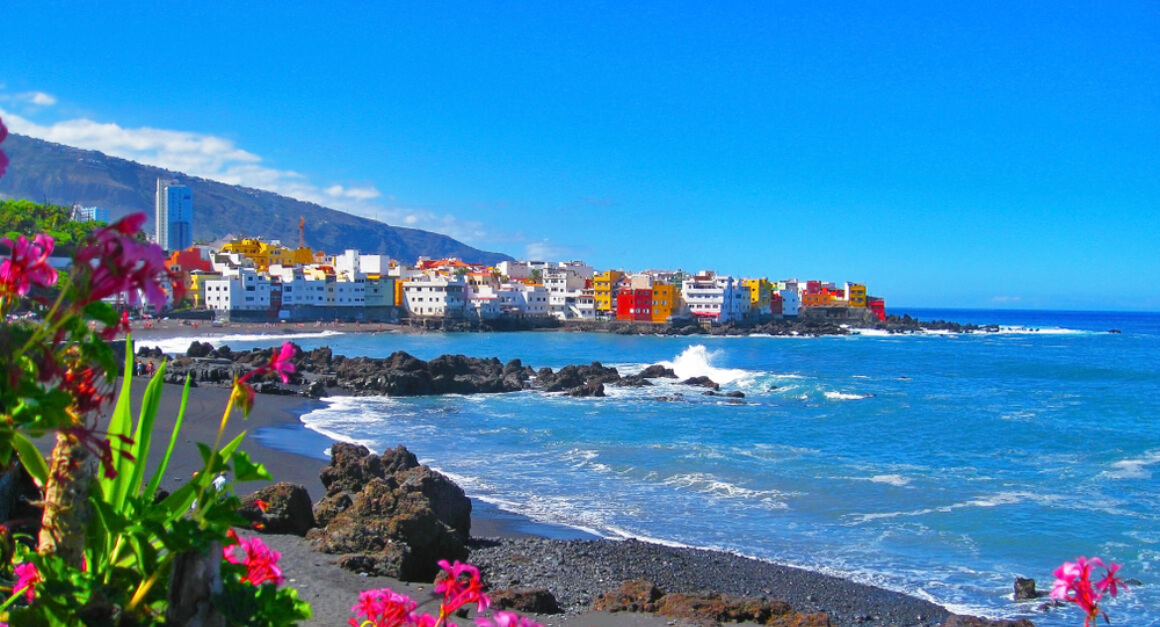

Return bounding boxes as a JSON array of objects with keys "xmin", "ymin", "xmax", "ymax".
[
  {"xmin": 680, "ymin": 376, "xmax": 720, "ymax": 391},
  {"xmin": 1013, "ymin": 577, "xmax": 1040, "ymax": 601},
  {"xmin": 595, "ymin": 580, "xmax": 830, "ymax": 627},
  {"xmin": 489, "ymin": 589, "xmax": 563, "ymax": 615},
  {"xmin": 185, "ymin": 340, "xmax": 213, "ymax": 354},
  {"xmin": 638, "ymin": 364, "xmax": 678, "ymax": 379},
  {"xmin": 238, "ymin": 482, "xmax": 316, "ymax": 536},
  {"xmin": 310, "ymin": 443, "xmax": 472, "ymax": 581}
]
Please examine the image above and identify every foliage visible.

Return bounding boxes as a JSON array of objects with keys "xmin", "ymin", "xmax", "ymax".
[
  {"xmin": 0, "ymin": 118, "xmax": 309, "ymax": 624},
  {"xmin": 0, "ymin": 199, "xmax": 104, "ymax": 252}
]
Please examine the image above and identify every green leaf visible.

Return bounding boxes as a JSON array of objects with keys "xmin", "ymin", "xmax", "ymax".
[
  {"xmin": 124, "ymin": 359, "xmax": 168, "ymax": 507},
  {"xmin": 231, "ymin": 449, "xmax": 272, "ymax": 482},
  {"xmin": 12, "ymin": 431, "xmax": 48, "ymax": 486},
  {"xmin": 82, "ymin": 300, "xmax": 119, "ymax": 326},
  {"xmin": 142, "ymin": 374, "xmax": 192, "ymax": 504},
  {"xmin": 101, "ymin": 337, "xmax": 137, "ymax": 507}
]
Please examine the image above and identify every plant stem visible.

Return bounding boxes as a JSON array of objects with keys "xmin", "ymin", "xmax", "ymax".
[{"xmin": 37, "ymin": 430, "xmax": 92, "ymax": 567}]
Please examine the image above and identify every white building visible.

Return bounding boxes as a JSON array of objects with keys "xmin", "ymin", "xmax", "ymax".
[
  {"xmin": 517, "ymin": 283, "xmax": 551, "ymax": 317},
  {"xmin": 682, "ymin": 271, "xmax": 751, "ymax": 323},
  {"xmin": 403, "ymin": 275, "xmax": 467, "ymax": 318},
  {"xmin": 543, "ymin": 261, "xmax": 595, "ymax": 320},
  {"xmin": 204, "ymin": 268, "xmax": 272, "ymax": 312},
  {"xmin": 776, "ymin": 280, "xmax": 803, "ymax": 317},
  {"xmin": 155, "ymin": 179, "xmax": 193, "ymax": 251},
  {"xmin": 71, "ymin": 205, "xmax": 110, "ymax": 223}
]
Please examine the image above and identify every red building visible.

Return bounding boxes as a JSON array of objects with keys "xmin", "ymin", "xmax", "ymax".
[
  {"xmin": 616, "ymin": 289, "xmax": 653, "ymax": 322},
  {"xmin": 867, "ymin": 297, "xmax": 886, "ymax": 321}
]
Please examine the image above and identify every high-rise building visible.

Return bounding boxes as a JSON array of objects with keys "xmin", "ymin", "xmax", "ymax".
[
  {"xmin": 155, "ymin": 179, "xmax": 193, "ymax": 251},
  {"xmin": 71, "ymin": 205, "xmax": 110, "ymax": 223}
]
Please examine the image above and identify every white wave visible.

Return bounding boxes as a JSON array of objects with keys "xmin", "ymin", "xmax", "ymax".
[
  {"xmin": 1100, "ymin": 449, "xmax": 1160, "ymax": 480},
  {"xmin": 661, "ymin": 472, "xmax": 790, "ymax": 507},
  {"xmin": 824, "ymin": 391, "xmax": 873, "ymax": 401},
  {"xmin": 136, "ymin": 330, "xmax": 345, "ymax": 355},
  {"xmin": 851, "ymin": 328, "xmax": 892, "ymax": 337},
  {"xmin": 869, "ymin": 474, "xmax": 912, "ymax": 487},
  {"xmin": 848, "ymin": 491, "xmax": 1058, "ymax": 523},
  {"xmin": 657, "ymin": 345, "xmax": 753, "ymax": 384}
]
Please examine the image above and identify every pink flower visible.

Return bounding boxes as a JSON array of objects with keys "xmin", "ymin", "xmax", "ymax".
[
  {"xmin": 1051, "ymin": 556, "xmax": 1127, "ymax": 627},
  {"xmin": 14, "ymin": 562, "xmax": 41, "ymax": 604},
  {"xmin": 348, "ymin": 587, "xmax": 418, "ymax": 627},
  {"xmin": 268, "ymin": 342, "xmax": 297, "ymax": 383},
  {"xmin": 1097, "ymin": 562, "xmax": 1126, "ymax": 597},
  {"xmin": 0, "ymin": 233, "xmax": 59, "ymax": 297},
  {"xmin": 475, "ymin": 611, "xmax": 543, "ymax": 627},
  {"xmin": 72, "ymin": 213, "xmax": 178, "ymax": 311},
  {"xmin": 223, "ymin": 535, "xmax": 284, "ymax": 587},
  {"xmin": 239, "ymin": 342, "xmax": 298, "ymax": 385},
  {"xmin": 435, "ymin": 560, "xmax": 491, "ymax": 613}
]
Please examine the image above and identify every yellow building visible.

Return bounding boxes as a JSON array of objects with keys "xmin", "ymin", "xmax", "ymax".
[
  {"xmin": 188, "ymin": 271, "xmax": 222, "ymax": 309},
  {"xmin": 742, "ymin": 278, "xmax": 773, "ymax": 314},
  {"xmin": 847, "ymin": 283, "xmax": 867, "ymax": 308},
  {"xmin": 593, "ymin": 270, "xmax": 624, "ymax": 313},
  {"xmin": 219, "ymin": 238, "xmax": 314, "ymax": 272},
  {"xmin": 651, "ymin": 283, "xmax": 678, "ymax": 323}
]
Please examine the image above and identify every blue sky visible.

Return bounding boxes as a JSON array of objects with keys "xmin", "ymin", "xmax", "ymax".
[{"xmin": 1, "ymin": 2, "xmax": 1156, "ymax": 310}]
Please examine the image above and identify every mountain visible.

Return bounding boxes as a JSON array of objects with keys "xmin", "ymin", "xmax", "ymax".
[{"xmin": 0, "ymin": 133, "xmax": 514, "ymax": 265}]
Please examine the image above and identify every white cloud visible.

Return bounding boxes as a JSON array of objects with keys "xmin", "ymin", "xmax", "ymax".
[
  {"xmin": 27, "ymin": 92, "xmax": 57, "ymax": 106},
  {"xmin": 0, "ymin": 98, "xmax": 586, "ymax": 261},
  {"xmin": 524, "ymin": 239, "xmax": 585, "ymax": 261},
  {"xmin": 325, "ymin": 184, "xmax": 381, "ymax": 201}
]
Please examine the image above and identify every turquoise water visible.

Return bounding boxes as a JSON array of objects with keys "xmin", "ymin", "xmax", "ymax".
[{"xmin": 156, "ymin": 310, "xmax": 1160, "ymax": 625}]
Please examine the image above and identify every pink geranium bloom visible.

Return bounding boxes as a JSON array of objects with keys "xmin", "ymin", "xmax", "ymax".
[
  {"xmin": 72, "ymin": 212, "xmax": 176, "ymax": 311},
  {"xmin": 223, "ymin": 535, "xmax": 284, "ymax": 587},
  {"xmin": 475, "ymin": 611, "xmax": 543, "ymax": 627},
  {"xmin": 348, "ymin": 587, "xmax": 419, "ymax": 627},
  {"xmin": 14, "ymin": 562, "xmax": 41, "ymax": 603},
  {"xmin": 0, "ymin": 233, "xmax": 59, "ymax": 297}
]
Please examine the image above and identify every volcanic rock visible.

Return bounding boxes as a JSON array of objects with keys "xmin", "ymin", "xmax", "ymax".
[
  {"xmin": 309, "ymin": 443, "xmax": 472, "ymax": 581},
  {"xmin": 681, "ymin": 376, "xmax": 720, "ymax": 391},
  {"xmin": 239, "ymin": 482, "xmax": 316, "ymax": 536}
]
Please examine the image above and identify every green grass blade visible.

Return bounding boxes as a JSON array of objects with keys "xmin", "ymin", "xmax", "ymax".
[
  {"xmin": 101, "ymin": 337, "xmax": 137, "ymax": 503},
  {"xmin": 123, "ymin": 359, "xmax": 168, "ymax": 507},
  {"xmin": 142, "ymin": 374, "xmax": 191, "ymax": 504},
  {"xmin": 11, "ymin": 432, "xmax": 48, "ymax": 486}
]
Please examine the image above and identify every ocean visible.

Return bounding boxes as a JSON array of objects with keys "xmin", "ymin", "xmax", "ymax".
[{"xmin": 153, "ymin": 309, "xmax": 1160, "ymax": 626}]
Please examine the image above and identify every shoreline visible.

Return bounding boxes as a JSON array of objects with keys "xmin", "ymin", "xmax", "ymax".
[
  {"xmin": 117, "ymin": 327, "xmax": 1041, "ymax": 626},
  {"xmin": 131, "ymin": 377, "xmax": 973, "ymax": 627}
]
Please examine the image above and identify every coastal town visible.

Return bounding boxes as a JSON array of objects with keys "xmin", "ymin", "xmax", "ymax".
[{"xmin": 146, "ymin": 179, "xmax": 888, "ymax": 327}]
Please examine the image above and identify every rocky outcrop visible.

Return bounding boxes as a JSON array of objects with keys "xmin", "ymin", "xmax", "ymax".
[
  {"xmin": 320, "ymin": 351, "xmax": 533, "ymax": 397},
  {"xmin": 536, "ymin": 362, "xmax": 621, "ymax": 393},
  {"xmin": 308, "ymin": 443, "xmax": 472, "ymax": 581},
  {"xmin": 594, "ymin": 580, "xmax": 832, "ymax": 626},
  {"xmin": 1013, "ymin": 578, "xmax": 1041, "ymax": 601},
  {"xmin": 239, "ymin": 482, "xmax": 316, "ymax": 536},
  {"xmin": 489, "ymin": 589, "xmax": 563, "ymax": 615},
  {"xmin": 681, "ymin": 376, "xmax": 720, "ymax": 391}
]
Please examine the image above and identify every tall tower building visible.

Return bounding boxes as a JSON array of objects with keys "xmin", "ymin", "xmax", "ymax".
[{"xmin": 155, "ymin": 179, "xmax": 193, "ymax": 251}]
